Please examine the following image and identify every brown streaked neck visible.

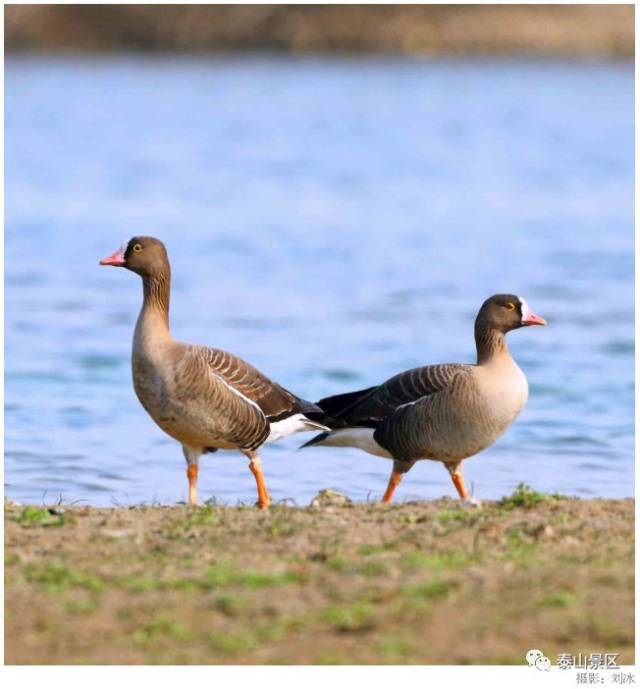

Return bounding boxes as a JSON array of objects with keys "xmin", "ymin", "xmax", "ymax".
[
  {"xmin": 136, "ymin": 268, "xmax": 171, "ymax": 341},
  {"xmin": 474, "ymin": 321, "xmax": 509, "ymax": 365}
]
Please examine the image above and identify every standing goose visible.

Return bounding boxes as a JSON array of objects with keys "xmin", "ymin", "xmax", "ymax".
[
  {"xmin": 302, "ymin": 294, "xmax": 546, "ymax": 505},
  {"xmin": 100, "ymin": 236, "xmax": 328, "ymax": 507}
]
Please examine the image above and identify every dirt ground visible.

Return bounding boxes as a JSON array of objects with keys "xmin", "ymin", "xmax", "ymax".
[{"xmin": 4, "ymin": 488, "xmax": 634, "ymax": 665}]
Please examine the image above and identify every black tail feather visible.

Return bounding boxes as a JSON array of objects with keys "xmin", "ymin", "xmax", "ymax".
[
  {"xmin": 299, "ymin": 431, "xmax": 331, "ymax": 449},
  {"xmin": 302, "ymin": 408, "xmax": 338, "ymax": 428},
  {"xmin": 317, "ymin": 386, "xmax": 377, "ymax": 418}
]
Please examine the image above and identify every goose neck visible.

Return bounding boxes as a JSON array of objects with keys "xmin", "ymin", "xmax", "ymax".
[
  {"xmin": 475, "ymin": 322, "xmax": 509, "ymax": 365},
  {"xmin": 137, "ymin": 270, "xmax": 171, "ymax": 340}
]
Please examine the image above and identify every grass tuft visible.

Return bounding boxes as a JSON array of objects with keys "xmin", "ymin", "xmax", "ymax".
[
  {"xmin": 400, "ymin": 550, "xmax": 479, "ymax": 571},
  {"xmin": 402, "ymin": 578, "xmax": 454, "ymax": 600},
  {"xmin": 322, "ymin": 602, "xmax": 375, "ymax": 633},
  {"xmin": 24, "ymin": 562, "xmax": 104, "ymax": 594},
  {"xmin": 116, "ymin": 575, "xmax": 162, "ymax": 593},
  {"xmin": 498, "ymin": 483, "xmax": 561, "ymax": 510},
  {"xmin": 133, "ymin": 616, "xmax": 189, "ymax": 645},
  {"xmin": 209, "ymin": 632, "xmax": 257, "ymax": 654},
  {"xmin": 379, "ymin": 635, "xmax": 412, "ymax": 661},
  {"xmin": 435, "ymin": 508, "xmax": 482, "ymax": 525},
  {"xmin": 213, "ymin": 594, "xmax": 245, "ymax": 616},
  {"xmin": 539, "ymin": 592, "xmax": 575, "ymax": 608},
  {"xmin": 173, "ymin": 563, "xmax": 301, "ymax": 590},
  {"xmin": 10, "ymin": 505, "xmax": 73, "ymax": 528},
  {"xmin": 64, "ymin": 599, "xmax": 97, "ymax": 614}
]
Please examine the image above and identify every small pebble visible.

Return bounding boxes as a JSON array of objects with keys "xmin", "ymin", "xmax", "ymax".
[{"xmin": 309, "ymin": 489, "xmax": 352, "ymax": 509}]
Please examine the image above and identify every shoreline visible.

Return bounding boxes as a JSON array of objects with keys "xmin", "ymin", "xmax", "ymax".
[
  {"xmin": 5, "ymin": 6, "xmax": 634, "ymax": 58},
  {"xmin": 5, "ymin": 490, "xmax": 634, "ymax": 664}
]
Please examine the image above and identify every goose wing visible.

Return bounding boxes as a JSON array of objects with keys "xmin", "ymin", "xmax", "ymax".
[
  {"xmin": 199, "ymin": 347, "xmax": 323, "ymax": 421},
  {"xmin": 180, "ymin": 346, "xmax": 324, "ymax": 449},
  {"xmin": 319, "ymin": 363, "xmax": 471, "ymax": 428},
  {"xmin": 372, "ymin": 367, "xmax": 476, "ymax": 461}
]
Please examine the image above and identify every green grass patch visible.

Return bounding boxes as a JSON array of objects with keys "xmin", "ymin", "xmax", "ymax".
[
  {"xmin": 358, "ymin": 558, "xmax": 389, "ymax": 577},
  {"xmin": 322, "ymin": 602, "xmax": 375, "ymax": 633},
  {"xmin": 504, "ymin": 529, "xmax": 538, "ymax": 563},
  {"xmin": 539, "ymin": 592, "xmax": 575, "ymax": 608},
  {"xmin": 64, "ymin": 599, "xmax": 97, "ymax": 614},
  {"xmin": 208, "ymin": 616, "xmax": 303, "ymax": 654},
  {"xmin": 394, "ymin": 514, "xmax": 420, "ymax": 525},
  {"xmin": 400, "ymin": 550, "xmax": 479, "ymax": 571},
  {"xmin": 213, "ymin": 594, "xmax": 245, "ymax": 616},
  {"xmin": 325, "ymin": 554, "xmax": 388, "ymax": 577},
  {"xmin": 378, "ymin": 635, "xmax": 412, "ymax": 661},
  {"xmin": 173, "ymin": 562, "xmax": 301, "ymax": 590},
  {"xmin": 402, "ymin": 578, "xmax": 454, "ymax": 600},
  {"xmin": 266, "ymin": 523, "xmax": 298, "ymax": 538},
  {"xmin": 24, "ymin": 562, "xmax": 105, "ymax": 594},
  {"xmin": 116, "ymin": 574, "xmax": 163, "ymax": 593},
  {"xmin": 498, "ymin": 483, "xmax": 561, "ymax": 510},
  {"xmin": 10, "ymin": 505, "xmax": 72, "ymax": 528},
  {"xmin": 209, "ymin": 631, "xmax": 258, "ymax": 654},
  {"xmin": 435, "ymin": 508, "xmax": 482, "ymax": 525},
  {"xmin": 263, "ymin": 511, "xmax": 299, "ymax": 539},
  {"xmin": 183, "ymin": 503, "xmax": 224, "ymax": 528},
  {"xmin": 325, "ymin": 556, "xmax": 352, "ymax": 572},
  {"xmin": 133, "ymin": 616, "xmax": 189, "ymax": 645}
]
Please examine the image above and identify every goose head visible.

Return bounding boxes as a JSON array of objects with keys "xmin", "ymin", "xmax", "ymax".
[
  {"xmin": 476, "ymin": 294, "xmax": 546, "ymax": 334},
  {"xmin": 100, "ymin": 236, "xmax": 169, "ymax": 278}
]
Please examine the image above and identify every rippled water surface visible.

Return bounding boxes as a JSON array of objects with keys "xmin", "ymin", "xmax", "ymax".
[{"xmin": 5, "ymin": 57, "xmax": 634, "ymax": 506}]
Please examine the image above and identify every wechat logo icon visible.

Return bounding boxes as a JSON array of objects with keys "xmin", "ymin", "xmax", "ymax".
[{"xmin": 526, "ymin": 649, "xmax": 551, "ymax": 671}]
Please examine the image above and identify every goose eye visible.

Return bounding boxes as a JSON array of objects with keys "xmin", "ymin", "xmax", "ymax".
[
  {"xmin": 133, "ymin": 244, "xmax": 142, "ymax": 253},
  {"xmin": 506, "ymin": 302, "xmax": 515, "ymax": 311}
]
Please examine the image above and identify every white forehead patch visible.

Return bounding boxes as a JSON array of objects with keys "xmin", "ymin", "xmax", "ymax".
[
  {"xmin": 519, "ymin": 296, "xmax": 532, "ymax": 321},
  {"xmin": 120, "ymin": 239, "xmax": 131, "ymax": 256}
]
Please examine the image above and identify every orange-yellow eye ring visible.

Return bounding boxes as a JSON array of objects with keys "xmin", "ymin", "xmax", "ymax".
[
  {"xmin": 506, "ymin": 302, "xmax": 515, "ymax": 311},
  {"xmin": 133, "ymin": 244, "xmax": 142, "ymax": 253}
]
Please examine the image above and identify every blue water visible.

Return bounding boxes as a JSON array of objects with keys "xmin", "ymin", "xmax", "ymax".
[{"xmin": 5, "ymin": 56, "xmax": 634, "ymax": 506}]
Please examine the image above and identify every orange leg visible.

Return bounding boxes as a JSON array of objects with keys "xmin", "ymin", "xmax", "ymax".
[
  {"xmin": 446, "ymin": 463, "xmax": 481, "ymax": 506},
  {"xmin": 450, "ymin": 469, "xmax": 469, "ymax": 500},
  {"xmin": 382, "ymin": 470, "xmax": 403, "ymax": 503},
  {"xmin": 248, "ymin": 457, "xmax": 271, "ymax": 509},
  {"xmin": 187, "ymin": 463, "xmax": 199, "ymax": 506}
]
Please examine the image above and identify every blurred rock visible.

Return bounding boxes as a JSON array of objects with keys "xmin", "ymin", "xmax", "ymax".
[{"xmin": 310, "ymin": 489, "xmax": 352, "ymax": 509}]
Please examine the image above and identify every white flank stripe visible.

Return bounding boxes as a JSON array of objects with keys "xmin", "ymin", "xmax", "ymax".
[
  {"xmin": 396, "ymin": 395, "xmax": 427, "ymax": 411},
  {"xmin": 214, "ymin": 373, "xmax": 265, "ymax": 415},
  {"xmin": 212, "ymin": 372, "xmax": 329, "ymax": 445},
  {"xmin": 267, "ymin": 414, "xmax": 329, "ymax": 443},
  {"xmin": 312, "ymin": 428, "xmax": 392, "ymax": 459}
]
